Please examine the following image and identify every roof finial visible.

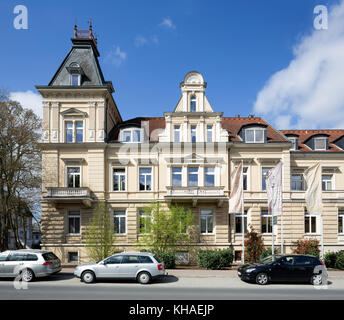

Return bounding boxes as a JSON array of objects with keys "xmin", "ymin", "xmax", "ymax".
[{"xmin": 74, "ymin": 21, "xmax": 78, "ymax": 38}]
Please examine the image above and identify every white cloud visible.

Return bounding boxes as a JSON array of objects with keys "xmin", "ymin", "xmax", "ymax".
[
  {"xmin": 254, "ymin": 1, "xmax": 344, "ymax": 129},
  {"xmin": 134, "ymin": 35, "xmax": 148, "ymax": 47},
  {"xmin": 159, "ymin": 18, "xmax": 176, "ymax": 29},
  {"xmin": 104, "ymin": 46, "xmax": 127, "ymax": 67},
  {"xmin": 9, "ymin": 90, "xmax": 42, "ymax": 119}
]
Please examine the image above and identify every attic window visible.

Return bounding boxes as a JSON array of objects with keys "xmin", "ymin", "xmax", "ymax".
[
  {"xmin": 314, "ymin": 137, "xmax": 327, "ymax": 150},
  {"xmin": 190, "ymin": 95, "xmax": 197, "ymax": 112},
  {"xmin": 288, "ymin": 136, "xmax": 298, "ymax": 150},
  {"xmin": 71, "ymin": 74, "xmax": 81, "ymax": 86},
  {"xmin": 245, "ymin": 127, "xmax": 265, "ymax": 143},
  {"xmin": 67, "ymin": 62, "xmax": 83, "ymax": 86},
  {"xmin": 120, "ymin": 128, "xmax": 142, "ymax": 143}
]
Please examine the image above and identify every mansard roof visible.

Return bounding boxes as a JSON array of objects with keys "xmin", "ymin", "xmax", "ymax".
[{"xmin": 281, "ymin": 129, "xmax": 344, "ymax": 152}]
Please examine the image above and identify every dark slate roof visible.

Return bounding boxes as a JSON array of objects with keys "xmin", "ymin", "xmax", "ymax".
[
  {"xmin": 281, "ymin": 129, "xmax": 344, "ymax": 152},
  {"xmin": 48, "ymin": 38, "xmax": 112, "ymax": 89}
]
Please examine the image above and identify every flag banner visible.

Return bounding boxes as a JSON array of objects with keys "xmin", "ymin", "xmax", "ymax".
[
  {"xmin": 304, "ymin": 162, "xmax": 322, "ymax": 215},
  {"xmin": 229, "ymin": 161, "xmax": 243, "ymax": 214},
  {"xmin": 266, "ymin": 161, "xmax": 283, "ymax": 216}
]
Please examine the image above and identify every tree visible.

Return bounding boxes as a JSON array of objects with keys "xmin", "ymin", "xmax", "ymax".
[
  {"xmin": 85, "ymin": 201, "xmax": 115, "ymax": 261},
  {"xmin": 139, "ymin": 202, "xmax": 195, "ymax": 252},
  {"xmin": 0, "ymin": 90, "xmax": 41, "ymax": 251},
  {"xmin": 244, "ymin": 226, "xmax": 265, "ymax": 263}
]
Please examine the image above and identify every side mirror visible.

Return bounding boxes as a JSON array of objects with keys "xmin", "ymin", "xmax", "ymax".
[{"xmin": 99, "ymin": 261, "xmax": 105, "ymax": 265}]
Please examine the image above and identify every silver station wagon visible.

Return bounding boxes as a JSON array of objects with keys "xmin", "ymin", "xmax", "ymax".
[
  {"xmin": 0, "ymin": 249, "xmax": 61, "ymax": 282},
  {"xmin": 74, "ymin": 252, "xmax": 166, "ymax": 284}
]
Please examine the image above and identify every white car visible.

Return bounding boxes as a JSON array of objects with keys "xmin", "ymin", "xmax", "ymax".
[{"xmin": 74, "ymin": 252, "xmax": 166, "ymax": 284}]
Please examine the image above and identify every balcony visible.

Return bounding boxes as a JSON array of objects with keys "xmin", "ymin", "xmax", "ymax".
[
  {"xmin": 165, "ymin": 186, "xmax": 226, "ymax": 207},
  {"xmin": 45, "ymin": 187, "xmax": 92, "ymax": 207}
]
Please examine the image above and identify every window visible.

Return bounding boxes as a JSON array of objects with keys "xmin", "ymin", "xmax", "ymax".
[
  {"xmin": 174, "ymin": 125, "xmax": 181, "ymax": 142},
  {"xmin": 245, "ymin": 128, "xmax": 265, "ymax": 143},
  {"xmin": 322, "ymin": 175, "xmax": 333, "ymax": 191},
  {"xmin": 294, "ymin": 256, "xmax": 313, "ymax": 265},
  {"xmin": 139, "ymin": 168, "xmax": 152, "ymax": 191},
  {"xmin": 291, "ymin": 174, "xmax": 304, "ymax": 191},
  {"xmin": 139, "ymin": 256, "xmax": 153, "ymax": 264},
  {"xmin": 71, "ymin": 74, "xmax": 80, "ymax": 86},
  {"xmin": 191, "ymin": 125, "xmax": 197, "ymax": 143},
  {"xmin": 314, "ymin": 137, "xmax": 327, "ymax": 150},
  {"xmin": 0, "ymin": 253, "xmax": 8, "ymax": 262},
  {"xmin": 305, "ymin": 210, "xmax": 317, "ymax": 234},
  {"xmin": 139, "ymin": 210, "xmax": 151, "ymax": 234},
  {"xmin": 235, "ymin": 211, "xmax": 248, "ymax": 234},
  {"xmin": 243, "ymin": 167, "xmax": 248, "ymax": 191},
  {"xmin": 68, "ymin": 252, "xmax": 78, "ymax": 263},
  {"xmin": 261, "ymin": 210, "xmax": 272, "ymax": 234},
  {"xmin": 105, "ymin": 255, "xmax": 123, "ymax": 264},
  {"xmin": 172, "ymin": 167, "xmax": 182, "ymax": 187},
  {"xmin": 8, "ymin": 253, "xmax": 26, "ymax": 261},
  {"xmin": 207, "ymin": 125, "xmax": 213, "ymax": 142},
  {"xmin": 200, "ymin": 209, "xmax": 213, "ymax": 234},
  {"xmin": 338, "ymin": 212, "xmax": 344, "ymax": 234},
  {"xmin": 188, "ymin": 167, "xmax": 198, "ymax": 187},
  {"xmin": 65, "ymin": 121, "xmax": 83, "ymax": 143},
  {"xmin": 114, "ymin": 210, "xmax": 126, "ymax": 234},
  {"xmin": 67, "ymin": 167, "xmax": 81, "ymax": 188},
  {"xmin": 190, "ymin": 95, "xmax": 197, "ymax": 112},
  {"xmin": 120, "ymin": 128, "xmax": 142, "ymax": 143},
  {"xmin": 26, "ymin": 254, "xmax": 38, "ymax": 261},
  {"xmin": 261, "ymin": 167, "xmax": 272, "ymax": 191},
  {"xmin": 122, "ymin": 255, "xmax": 140, "ymax": 264},
  {"xmin": 68, "ymin": 211, "xmax": 80, "ymax": 234},
  {"xmin": 288, "ymin": 137, "xmax": 298, "ymax": 150},
  {"xmin": 204, "ymin": 167, "xmax": 215, "ymax": 187},
  {"xmin": 113, "ymin": 168, "xmax": 126, "ymax": 191}
]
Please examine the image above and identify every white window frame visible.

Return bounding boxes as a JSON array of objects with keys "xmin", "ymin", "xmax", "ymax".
[
  {"xmin": 314, "ymin": 137, "xmax": 327, "ymax": 150},
  {"xmin": 291, "ymin": 174, "xmax": 305, "ymax": 191},
  {"xmin": 243, "ymin": 166, "xmax": 250, "ymax": 191},
  {"xmin": 112, "ymin": 167, "xmax": 127, "ymax": 192},
  {"xmin": 235, "ymin": 211, "xmax": 248, "ymax": 234},
  {"xmin": 67, "ymin": 210, "xmax": 81, "ymax": 235},
  {"xmin": 174, "ymin": 125, "xmax": 181, "ymax": 143},
  {"xmin": 338, "ymin": 211, "xmax": 344, "ymax": 235},
  {"xmin": 190, "ymin": 125, "xmax": 197, "ymax": 143},
  {"xmin": 64, "ymin": 120, "xmax": 84, "ymax": 143},
  {"xmin": 172, "ymin": 167, "xmax": 182, "ymax": 187},
  {"xmin": 261, "ymin": 210, "xmax": 272, "ymax": 234},
  {"xmin": 114, "ymin": 210, "xmax": 127, "ymax": 235},
  {"xmin": 322, "ymin": 174, "xmax": 333, "ymax": 191},
  {"xmin": 245, "ymin": 127, "xmax": 265, "ymax": 143},
  {"xmin": 200, "ymin": 209, "xmax": 214, "ymax": 234},
  {"xmin": 66, "ymin": 166, "xmax": 82, "ymax": 188},
  {"xmin": 138, "ymin": 167, "xmax": 153, "ymax": 191},
  {"xmin": 206, "ymin": 125, "xmax": 213, "ymax": 143},
  {"xmin": 138, "ymin": 209, "xmax": 151, "ymax": 235},
  {"xmin": 204, "ymin": 167, "xmax": 215, "ymax": 187},
  {"xmin": 261, "ymin": 167, "xmax": 272, "ymax": 191},
  {"xmin": 188, "ymin": 166, "xmax": 199, "ymax": 187},
  {"xmin": 120, "ymin": 128, "xmax": 143, "ymax": 143},
  {"xmin": 190, "ymin": 95, "xmax": 197, "ymax": 112},
  {"xmin": 305, "ymin": 210, "xmax": 317, "ymax": 234},
  {"xmin": 288, "ymin": 137, "xmax": 298, "ymax": 150},
  {"xmin": 70, "ymin": 73, "xmax": 81, "ymax": 86}
]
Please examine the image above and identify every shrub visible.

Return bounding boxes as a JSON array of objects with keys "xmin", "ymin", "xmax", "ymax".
[
  {"xmin": 259, "ymin": 247, "xmax": 281, "ymax": 261},
  {"xmin": 335, "ymin": 251, "xmax": 344, "ymax": 270},
  {"xmin": 324, "ymin": 251, "xmax": 338, "ymax": 268},
  {"xmin": 141, "ymin": 249, "xmax": 176, "ymax": 269},
  {"xmin": 244, "ymin": 227, "xmax": 264, "ymax": 263},
  {"xmin": 197, "ymin": 248, "xmax": 233, "ymax": 270},
  {"xmin": 292, "ymin": 238, "xmax": 320, "ymax": 258}
]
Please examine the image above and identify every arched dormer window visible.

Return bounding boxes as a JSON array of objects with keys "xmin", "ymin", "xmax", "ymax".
[
  {"xmin": 190, "ymin": 95, "xmax": 197, "ymax": 112},
  {"xmin": 241, "ymin": 125, "xmax": 266, "ymax": 143},
  {"xmin": 67, "ymin": 62, "xmax": 83, "ymax": 86},
  {"xmin": 119, "ymin": 127, "xmax": 143, "ymax": 143}
]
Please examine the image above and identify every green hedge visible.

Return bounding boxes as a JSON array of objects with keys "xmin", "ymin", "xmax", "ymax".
[
  {"xmin": 324, "ymin": 251, "xmax": 344, "ymax": 269},
  {"xmin": 335, "ymin": 251, "xmax": 344, "ymax": 270},
  {"xmin": 197, "ymin": 248, "xmax": 233, "ymax": 270},
  {"xmin": 141, "ymin": 249, "xmax": 176, "ymax": 269}
]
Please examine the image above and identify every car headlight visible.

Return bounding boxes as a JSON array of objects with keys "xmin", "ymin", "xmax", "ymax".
[{"xmin": 245, "ymin": 268, "xmax": 256, "ymax": 273}]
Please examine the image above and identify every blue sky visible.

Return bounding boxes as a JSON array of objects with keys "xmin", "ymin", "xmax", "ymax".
[{"xmin": 1, "ymin": 0, "xmax": 342, "ymax": 128}]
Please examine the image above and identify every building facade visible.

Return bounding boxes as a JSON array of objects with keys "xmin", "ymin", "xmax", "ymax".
[{"xmin": 37, "ymin": 28, "xmax": 344, "ymax": 264}]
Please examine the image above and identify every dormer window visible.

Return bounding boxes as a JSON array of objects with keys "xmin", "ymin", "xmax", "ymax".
[
  {"xmin": 245, "ymin": 127, "xmax": 265, "ymax": 143},
  {"xmin": 314, "ymin": 137, "xmax": 327, "ymax": 150},
  {"xmin": 288, "ymin": 136, "xmax": 298, "ymax": 150},
  {"xmin": 67, "ymin": 62, "xmax": 83, "ymax": 86},
  {"xmin": 120, "ymin": 128, "xmax": 142, "ymax": 143},
  {"xmin": 71, "ymin": 74, "xmax": 81, "ymax": 86},
  {"xmin": 190, "ymin": 95, "xmax": 197, "ymax": 112}
]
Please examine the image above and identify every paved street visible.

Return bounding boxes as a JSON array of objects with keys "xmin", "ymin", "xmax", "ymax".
[{"xmin": 0, "ymin": 268, "xmax": 344, "ymax": 300}]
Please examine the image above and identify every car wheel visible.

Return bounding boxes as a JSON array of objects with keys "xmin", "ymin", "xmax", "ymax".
[
  {"xmin": 256, "ymin": 273, "xmax": 268, "ymax": 285},
  {"xmin": 311, "ymin": 274, "xmax": 323, "ymax": 285},
  {"xmin": 137, "ymin": 271, "xmax": 151, "ymax": 284},
  {"xmin": 82, "ymin": 271, "xmax": 95, "ymax": 284},
  {"xmin": 21, "ymin": 269, "xmax": 35, "ymax": 282}
]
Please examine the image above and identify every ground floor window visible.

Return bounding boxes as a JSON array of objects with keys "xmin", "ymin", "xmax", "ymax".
[
  {"xmin": 261, "ymin": 210, "xmax": 272, "ymax": 234},
  {"xmin": 139, "ymin": 210, "xmax": 151, "ymax": 234},
  {"xmin": 68, "ymin": 211, "xmax": 80, "ymax": 234},
  {"xmin": 234, "ymin": 250, "xmax": 242, "ymax": 261},
  {"xmin": 338, "ymin": 211, "xmax": 344, "ymax": 234},
  {"xmin": 114, "ymin": 210, "xmax": 126, "ymax": 234},
  {"xmin": 305, "ymin": 210, "xmax": 317, "ymax": 234},
  {"xmin": 200, "ymin": 209, "xmax": 213, "ymax": 234},
  {"xmin": 68, "ymin": 252, "xmax": 78, "ymax": 263},
  {"xmin": 235, "ymin": 211, "xmax": 247, "ymax": 234}
]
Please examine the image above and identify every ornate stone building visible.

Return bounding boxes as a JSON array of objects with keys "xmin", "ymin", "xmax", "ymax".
[{"xmin": 37, "ymin": 27, "xmax": 344, "ymax": 264}]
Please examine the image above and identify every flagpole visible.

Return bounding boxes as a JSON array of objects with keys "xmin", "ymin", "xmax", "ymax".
[
  {"xmin": 241, "ymin": 160, "xmax": 245, "ymax": 265},
  {"xmin": 320, "ymin": 163, "xmax": 324, "ymax": 260},
  {"xmin": 271, "ymin": 183, "xmax": 275, "ymax": 256},
  {"xmin": 281, "ymin": 207, "xmax": 284, "ymax": 255}
]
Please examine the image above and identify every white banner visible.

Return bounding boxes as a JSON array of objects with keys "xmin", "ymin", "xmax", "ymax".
[
  {"xmin": 304, "ymin": 162, "xmax": 322, "ymax": 215},
  {"xmin": 229, "ymin": 161, "xmax": 243, "ymax": 214},
  {"xmin": 266, "ymin": 161, "xmax": 283, "ymax": 216}
]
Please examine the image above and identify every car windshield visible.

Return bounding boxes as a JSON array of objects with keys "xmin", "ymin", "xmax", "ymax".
[{"xmin": 259, "ymin": 255, "xmax": 282, "ymax": 264}]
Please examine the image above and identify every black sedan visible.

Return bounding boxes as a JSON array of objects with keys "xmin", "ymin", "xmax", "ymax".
[{"xmin": 237, "ymin": 254, "xmax": 327, "ymax": 285}]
